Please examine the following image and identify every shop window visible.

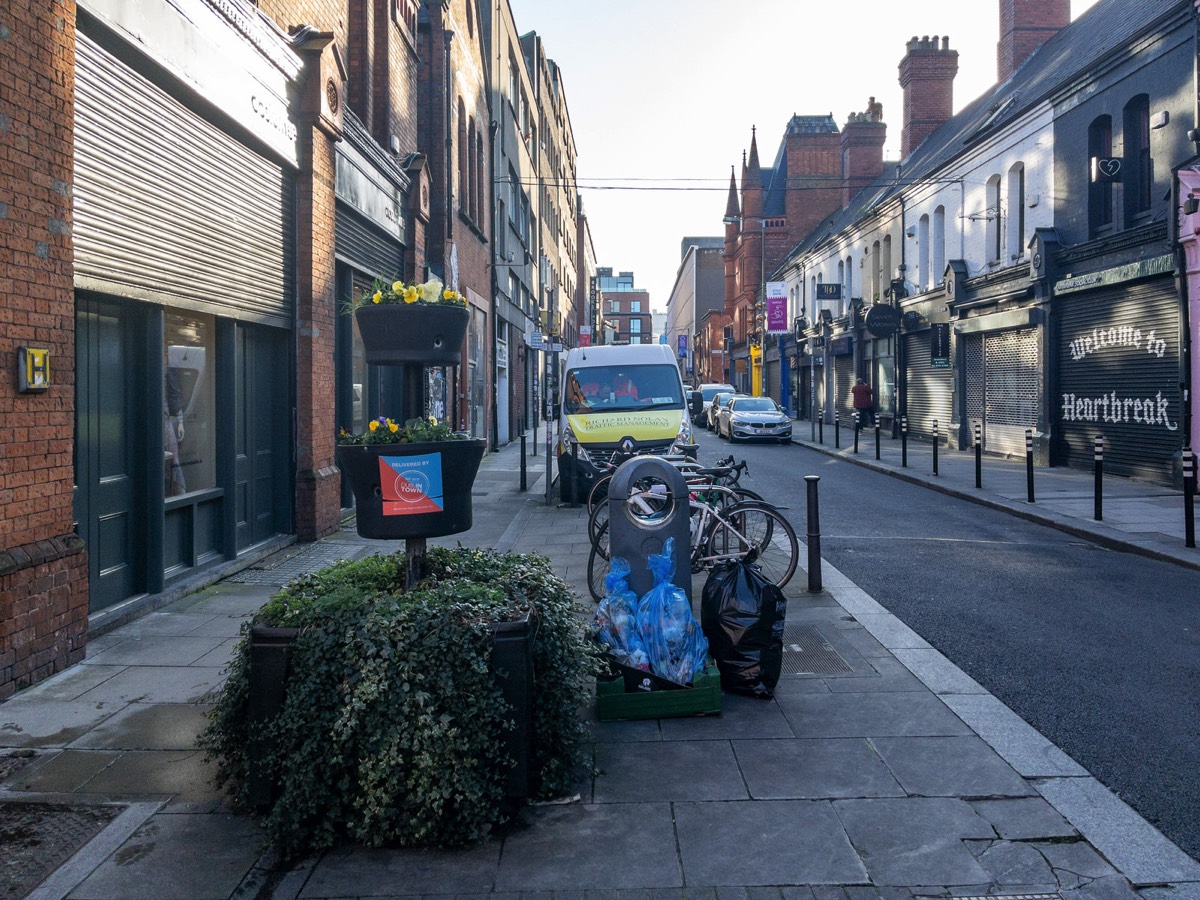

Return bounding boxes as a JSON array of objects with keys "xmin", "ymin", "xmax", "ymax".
[{"xmin": 164, "ymin": 311, "xmax": 216, "ymax": 497}]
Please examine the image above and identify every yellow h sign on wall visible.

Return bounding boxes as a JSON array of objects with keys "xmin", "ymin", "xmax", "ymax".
[{"xmin": 18, "ymin": 347, "xmax": 50, "ymax": 392}]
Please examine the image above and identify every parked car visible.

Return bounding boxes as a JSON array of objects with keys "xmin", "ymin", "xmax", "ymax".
[
  {"xmin": 717, "ymin": 396, "xmax": 793, "ymax": 444},
  {"xmin": 688, "ymin": 382, "xmax": 734, "ymax": 427},
  {"xmin": 705, "ymin": 390, "xmax": 738, "ymax": 431}
]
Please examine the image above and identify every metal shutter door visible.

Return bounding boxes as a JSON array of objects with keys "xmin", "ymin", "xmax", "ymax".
[
  {"xmin": 1056, "ymin": 279, "xmax": 1181, "ymax": 483},
  {"xmin": 834, "ymin": 356, "xmax": 855, "ymax": 421},
  {"xmin": 904, "ymin": 332, "xmax": 954, "ymax": 438},
  {"xmin": 984, "ymin": 327, "xmax": 1041, "ymax": 456},
  {"xmin": 74, "ymin": 31, "xmax": 293, "ymax": 326}
]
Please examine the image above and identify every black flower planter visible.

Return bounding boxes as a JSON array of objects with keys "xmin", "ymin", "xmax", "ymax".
[
  {"xmin": 354, "ymin": 303, "xmax": 469, "ymax": 366},
  {"xmin": 336, "ymin": 439, "xmax": 486, "ymax": 539}
]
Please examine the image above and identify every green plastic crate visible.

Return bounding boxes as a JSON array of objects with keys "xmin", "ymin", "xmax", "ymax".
[{"xmin": 595, "ymin": 664, "xmax": 722, "ymax": 721}]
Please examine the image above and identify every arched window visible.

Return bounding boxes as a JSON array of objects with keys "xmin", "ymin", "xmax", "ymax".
[
  {"xmin": 932, "ymin": 206, "xmax": 945, "ymax": 284},
  {"xmin": 1089, "ymin": 115, "xmax": 1113, "ymax": 234},
  {"xmin": 1123, "ymin": 95, "xmax": 1151, "ymax": 222},
  {"xmin": 986, "ymin": 174, "xmax": 1002, "ymax": 262},
  {"xmin": 871, "ymin": 240, "xmax": 881, "ymax": 300},
  {"xmin": 918, "ymin": 214, "xmax": 930, "ymax": 290},
  {"xmin": 467, "ymin": 116, "xmax": 477, "ymax": 221},
  {"xmin": 1007, "ymin": 162, "xmax": 1025, "ymax": 261},
  {"xmin": 844, "ymin": 255, "xmax": 853, "ymax": 309},
  {"xmin": 881, "ymin": 235, "xmax": 892, "ymax": 295}
]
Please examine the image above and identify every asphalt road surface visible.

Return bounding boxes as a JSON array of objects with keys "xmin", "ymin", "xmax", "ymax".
[{"xmin": 693, "ymin": 428, "xmax": 1200, "ymax": 863}]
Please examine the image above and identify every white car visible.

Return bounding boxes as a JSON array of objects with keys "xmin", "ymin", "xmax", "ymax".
[
  {"xmin": 718, "ymin": 396, "xmax": 793, "ymax": 444},
  {"xmin": 705, "ymin": 390, "xmax": 738, "ymax": 431}
]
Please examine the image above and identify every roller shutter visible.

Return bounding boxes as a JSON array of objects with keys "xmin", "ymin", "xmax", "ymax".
[
  {"xmin": 834, "ymin": 356, "xmax": 855, "ymax": 421},
  {"xmin": 904, "ymin": 332, "xmax": 954, "ymax": 438},
  {"xmin": 336, "ymin": 207, "xmax": 404, "ymax": 280},
  {"xmin": 1056, "ymin": 278, "xmax": 1181, "ymax": 484},
  {"xmin": 74, "ymin": 31, "xmax": 293, "ymax": 326},
  {"xmin": 961, "ymin": 327, "xmax": 1041, "ymax": 456}
]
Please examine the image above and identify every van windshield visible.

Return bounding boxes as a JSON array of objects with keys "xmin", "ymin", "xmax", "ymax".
[{"xmin": 563, "ymin": 364, "xmax": 684, "ymax": 414}]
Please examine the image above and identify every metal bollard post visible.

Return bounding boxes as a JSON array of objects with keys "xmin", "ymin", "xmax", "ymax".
[
  {"xmin": 1094, "ymin": 435, "xmax": 1104, "ymax": 521},
  {"xmin": 1184, "ymin": 448, "xmax": 1196, "ymax": 549},
  {"xmin": 901, "ymin": 416, "xmax": 908, "ymax": 468},
  {"xmin": 875, "ymin": 422, "xmax": 881, "ymax": 460},
  {"xmin": 853, "ymin": 412, "xmax": 860, "ymax": 454},
  {"xmin": 932, "ymin": 420, "xmax": 939, "ymax": 476},
  {"xmin": 1025, "ymin": 429, "xmax": 1035, "ymax": 503},
  {"xmin": 974, "ymin": 422, "xmax": 983, "ymax": 488},
  {"xmin": 805, "ymin": 474, "xmax": 822, "ymax": 593},
  {"xmin": 520, "ymin": 434, "xmax": 527, "ymax": 492},
  {"xmin": 818, "ymin": 410, "xmax": 824, "ymax": 444},
  {"xmin": 545, "ymin": 419, "xmax": 553, "ymax": 506},
  {"xmin": 569, "ymin": 441, "xmax": 580, "ymax": 508},
  {"xmin": 835, "ymin": 415, "xmax": 841, "ymax": 449}
]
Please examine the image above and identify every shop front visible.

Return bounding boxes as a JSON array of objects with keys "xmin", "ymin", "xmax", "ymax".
[
  {"xmin": 73, "ymin": 1, "xmax": 301, "ymax": 617},
  {"xmin": 1052, "ymin": 256, "xmax": 1183, "ymax": 485}
]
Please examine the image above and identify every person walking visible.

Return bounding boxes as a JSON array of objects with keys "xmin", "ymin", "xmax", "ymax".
[{"xmin": 852, "ymin": 377, "xmax": 875, "ymax": 428}]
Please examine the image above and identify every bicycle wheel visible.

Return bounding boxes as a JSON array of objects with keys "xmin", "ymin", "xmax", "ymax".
[
  {"xmin": 586, "ymin": 474, "xmax": 613, "ymax": 516},
  {"xmin": 586, "ymin": 519, "xmax": 612, "ymax": 602},
  {"xmin": 700, "ymin": 500, "xmax": 798, "ymax": 590},
  {"xmin": 587, "ymin": 498, "xmax": 610, "ymax": 549}
]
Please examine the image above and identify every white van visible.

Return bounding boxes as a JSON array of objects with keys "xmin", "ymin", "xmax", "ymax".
[{"xmin": 557, "ymin": 344, "xmax": 691, "ymax": 503}]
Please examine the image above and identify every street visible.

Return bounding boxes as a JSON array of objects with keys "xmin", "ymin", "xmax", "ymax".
[{"xmin": 691, "ymin": 428, "xmax": 1200, "ymax": 863}]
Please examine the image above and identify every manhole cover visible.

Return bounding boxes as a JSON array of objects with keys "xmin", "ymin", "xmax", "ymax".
[
  {"xmin": 0, "ymin": 800, "xmax": 124, "ymax": 899},
  {"xmin": 226, "ymin": 542, "xmax": 367, "ymax": 585},
  {"xmin": 781, "ymin": 624, "xmax": 853, "ymax": 676}
]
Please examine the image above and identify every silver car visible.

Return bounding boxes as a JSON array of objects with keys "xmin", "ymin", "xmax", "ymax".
[
  {"xmin": 705, "ymin": 390, "xmax": 738, "ymax": 431},
  {"xmin": 718, "ymin": 396, "xmax": 793, "ymax": 444}
]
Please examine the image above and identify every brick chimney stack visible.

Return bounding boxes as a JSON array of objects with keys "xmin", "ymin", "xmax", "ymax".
[
  {"xmin": 842, "ymin": 98, "xmax": 886, "ymax": 209},
  {"xmin": 898, "ymin": 35, "xmax": 959, "ymax": 160},
  {"xmin": 998, "ymin": 0, "xmax": 1070, "ymax": 83}
]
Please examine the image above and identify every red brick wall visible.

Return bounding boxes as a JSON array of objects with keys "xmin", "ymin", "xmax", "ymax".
[
  {"xmin": 785, "ymin": 131, "xmax": 843, "ymax": 242},
  {"xmin": 899, "ymin": 36, "xmax": 960, "ymax": 159},
  {"xmin": 0, "ymin": 1, "xmax": 87, "ymax": 698}
]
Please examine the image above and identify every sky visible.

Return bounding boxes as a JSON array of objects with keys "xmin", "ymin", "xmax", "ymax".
[{"xmin": 505, "ymin": 0, "xmax": 1102, "ymax": 320}]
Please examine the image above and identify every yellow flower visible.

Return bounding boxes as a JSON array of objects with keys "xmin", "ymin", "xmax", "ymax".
[
  {"xmin": 403, "ymin": 285, "xmax": 420, "ymax": 304},
  {"xmin": 368, "ymin": 420, "xmax": 379, "ymax": 431},
  {"xmin": 428, "ymin": 416, "xmax": 438, "ymax": 426},
  {"xmin": 372, "ymin": 291, "xmax": 382, "ymax": 304},
  {"xmin": 392, "ymin": 280, "xmax": 404, "ymax": 293},
  {"xmin": 443, "ymin": 289, "xmax": 456, "ymax": 302},
  {"xmin": 420, "ymin": 279, "xmax": 443, "ymax": 303},
  {"xmin": 389, "ymin": 421, "xmax": 399, "ymax": 433}
]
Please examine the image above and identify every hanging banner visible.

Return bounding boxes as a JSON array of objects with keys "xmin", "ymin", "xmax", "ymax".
[
  {"xmin": 766, "ymin": 281, "xmax": 788, "ymax": 333},
  {"xmin": 677, "ymin": 333, "xmax": 688, "ymax": 357},
  {"xmin": 379, "ymin": 453, "xmax": 444, "ymax": 516}
]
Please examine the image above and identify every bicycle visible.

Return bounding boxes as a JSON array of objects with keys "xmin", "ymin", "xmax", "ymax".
[
  {"xmin": 587, "ymin": 456, "xmax": 761, "ymax": 550},
  {"xmin": 584, "ymin": 440, "xmax": 701, "ymax": 516},
  {"xmin": 586, "ymin": 490, "xmax": 798, "ymax": 603}
]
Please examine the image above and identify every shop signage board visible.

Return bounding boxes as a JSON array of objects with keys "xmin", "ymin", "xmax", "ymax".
[
  {"xmin": 930, "ymin": 323, "xmax": 950, "ymax": 368},
  {"xmin": 766, "ymin": 282, "xmax": 788, "ymax": 333}
]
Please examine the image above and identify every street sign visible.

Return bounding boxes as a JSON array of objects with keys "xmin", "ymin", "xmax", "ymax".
[{"xmin": 529, "ymin": 332, "xmax": 545, "ymax": 350}]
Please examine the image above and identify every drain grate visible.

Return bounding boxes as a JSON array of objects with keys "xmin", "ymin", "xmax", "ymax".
[
  {"xmin": 780, "ymin": 624, "xmax": 853, "ymax": 676},
  {"xmin": 226, "ymin": 542, "xmax": 369, "ymax": 585},
  {"xmin": 0, "ymin": 800, "xmax": 124, "ymax": 899}
]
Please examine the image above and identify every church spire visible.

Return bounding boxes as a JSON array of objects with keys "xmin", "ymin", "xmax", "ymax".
[{"xmin": 724, "ymin": 165, "xmax": 740, "ymax": 220}]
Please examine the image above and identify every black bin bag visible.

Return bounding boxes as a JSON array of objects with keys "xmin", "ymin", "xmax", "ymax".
[{"xmin": 700, "ymin": 561, "xmax": 787, "ymax": 699}]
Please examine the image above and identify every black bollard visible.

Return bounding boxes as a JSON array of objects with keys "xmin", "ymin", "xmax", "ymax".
[
  {"xmin": 875, "ymin": 422, "xmax": 881, "ymax": 460},
  {"xmin": 805, "ymin": 474, "xmax": 822, "ymax": 593},
  {"xmin": 1094, "ymin": 435, "xmax": 1104, "ymax": 521},
  {"xmin": 520, "ymin": 434, "xmax": 527, "ymax": 492},
  {"xmin": 818, "ymin": 411, "xmax": 824, "ymax": 444},
  {"xmin": 974, "ymin": 422, "xmax": 983, "ymax": 489},
  {"xmin": 835, "ymin": 415, "xmax": 841, "ymax": 449},
  {"xmin": 1185, "ymin": 448, "xmax": 1195, "ymax": 549},
  {"xmin": 932, "ymin": 420, "xmax": 939, "ymax": 476},
  {"xmin": 901, "ymin": 416, "xmax": 908, "ymax": 468},
  {"xmin": 1025, "ymin": 429, "xmax": 1035, "ymax": 503},
  {"xmin": 853, "ymin": 412, "xmax": 860, "ymax": 454}
]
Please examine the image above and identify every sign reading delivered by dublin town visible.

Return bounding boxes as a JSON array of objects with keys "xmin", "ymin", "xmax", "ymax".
[
  {"xmin": 766, "ymin": 282, "xmax": 788, "ymax": 333},
  {"xmin": 379, "ymin": 453, "xmax": 445, "ymax": 516},
  {"xmin": 930, "ymin": 323, "xmax": 950, "ymax": 368}
]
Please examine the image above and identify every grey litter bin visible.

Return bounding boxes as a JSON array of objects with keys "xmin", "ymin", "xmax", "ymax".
[{"xmin": 607, "ymin": 455, "xmax": 692, "ymax": 601}]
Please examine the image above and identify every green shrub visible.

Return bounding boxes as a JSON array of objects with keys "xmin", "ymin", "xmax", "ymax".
[{"xmin": 200, "ymin": 547, "xmax": 601, "ymax": 858}]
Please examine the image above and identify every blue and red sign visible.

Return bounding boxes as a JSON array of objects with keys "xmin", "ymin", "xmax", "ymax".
[{"xmin": 378, "ymin": 452, "xmax": 444, "ymax": 516}]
